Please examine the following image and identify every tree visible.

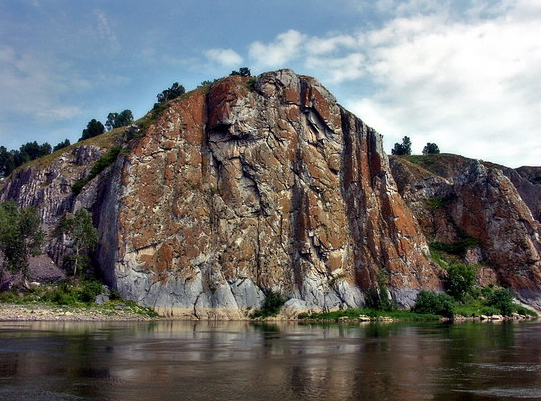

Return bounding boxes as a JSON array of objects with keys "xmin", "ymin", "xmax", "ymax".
[
  {"xmin": 0, "ymin": 201, "xmax": 44, "ymax": 282},
  {"xmin": 485, "ymin": 288, "xmax": 515, "ymax": 316},
  {"xmin": 80, "ymin": 119, "xmax": 105, "ymax": 141},
  {"xmin": 230, "ymin": 67, "xmax": 251, "ymax": 77},
  {"xmin": 157, "ymin": 82, "xmax": 186, "ymax": 103},
  {"xmin": 57, "ymin": 208, "xmax": 98, "ymax": 276},
  {"xmin": 53, "ymin": 139, "xmax": 71, "ymax": 152},
  {"xmin": 413, "ymin": 290, "xmax": 456, "ymax": 318},
  {"xmin": 0, "ymin": 146, "xmax": 15, "ymax": 177},
  {"xmin": 423, "ymin": 142, "xmax": 440, "ymax": 155},
  {"xmin": 105, "ymin": 110, "xmax": 133, "ymax": 131},
  {"xmin": 444, "ymin": 263, "xmax": 476, "ymax": 302},
  {"xmin": 391, "ymin": 136, "xmax": 412, "ymax": 155}
]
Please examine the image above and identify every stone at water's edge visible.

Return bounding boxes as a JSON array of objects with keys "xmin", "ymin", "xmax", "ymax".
[{"xmin": 2, "ymin": 69, "xmax": 541, "ymax": 317}]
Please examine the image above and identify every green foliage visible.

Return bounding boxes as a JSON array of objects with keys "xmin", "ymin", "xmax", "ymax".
[
  {"xmin": 246, "ymin": 77, "xmax": 256, "ymax": 91},
  {"xmin": 56, "ymin": 208, "xmax": 98, "ymax": 275},
  {"xmin": 251, "ymin": 290, "xmax": 287, "ymax": 318},
  {"xmin": 365, "ymin": 270, "xmax": 396, "ymax": 311},
  {"xmin": 71, "ymin": 146, "xmax": 122, "ymax": 194},
  {"xmin": 515, "ymin": 305, "xmax": 538, "ymax": 317},
  {"xmin": 105, "ymin": 110, "xmax": 133, "ymax": 131},
  {"xmin": 0, "ymin": 142, "xmax": 52, "ymax": 177},
  {"xmin": 430, "ymin": 234, "xmax": 480, "ymax": 256},
  {"xmin": 444, "ymin": 263, "xmax": 476, "ymax": 301},
  {"xmin": 230, "ymin": 67, "xmax": 251, "ymax": 77},
  {"xmin": 0, "ymin": 279, "xmax": 160, "ymax": 317},
  {"xmin": 80, "ymin": 119, "xmax": 105, "ymax": 141},
  {"xmin": 485, "ymin": 288, "xmax": 515, "ymax": 316},
  {"xmin": 412, "ymin": 290, "xmax": 456, "ymax": 318},
  {"xmin": 422, "ymin": 142, "xmax": 440, "ymax": 155},
  {"xmin": 425, "ymin": 196, "xmax": 449, "ymax": 210},
  {"xmin": 391, "ymin": 136, "xmax": 412, "ymax": 155},
  {"xmin": 304, "ymin": 307, "xmax": 441, "ymax": 321},
  {"xmin": 157, "ymin": 82, "xmax": 186, "ymax": 103},
  {"xmin": 0, "ymin": 201, "xmax": 44, "ymax": 280},
  {"xmin": 53, "ymin": 139, "xmax": 71, "ymax": 152}
]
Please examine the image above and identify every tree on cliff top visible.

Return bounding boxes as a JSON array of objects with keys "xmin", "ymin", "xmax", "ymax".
[
  {"xmin": 423, "ymin": 142, "xmax": 440, "ymax": 155},
  {"xmin": 0, "ymin": 201, "xmax": 44, "ymax": 282},
  {"xmin": 156, "ymin": 82, "xmax": 186, "ymax": 103},
  {"xmin": 230, "ymin": 67, "xmax": 251, "ymax": 77},
  {"xmin": 391, "ymin": 136, "xmax": 412, "ymax": 155},
  {"xmin": 80, "ymin": 119, "xmax": 105, "ymax": 141},
  {"xmin": 105, "ymin": 110, "xmax": 133, "ymax": 131}
]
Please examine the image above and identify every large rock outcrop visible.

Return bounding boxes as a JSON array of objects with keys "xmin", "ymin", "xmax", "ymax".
[
  {"xmin": 110, "ymin": 70, "xmax": 441, "ymax": 317},
  {"xmin": 0, "ymin": 70, "xmax": 443, "ymax": 318},
  {"xmin": 390, "ymin": 154, "xmax": 541, "ymax": 308}
]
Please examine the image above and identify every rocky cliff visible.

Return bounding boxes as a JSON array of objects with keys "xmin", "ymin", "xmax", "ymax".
[
  {"xmin": 2, "ymin": 69, "xmax": 541, "ymax": 317},
  {"xmin": 390, "ymin": 154, "xmax": 541, "ymax": 308}
]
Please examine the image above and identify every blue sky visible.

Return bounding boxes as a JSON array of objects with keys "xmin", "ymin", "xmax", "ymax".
[{"xmin": 1, "ymin": 0, "xmax": 540, "ymax": 167}]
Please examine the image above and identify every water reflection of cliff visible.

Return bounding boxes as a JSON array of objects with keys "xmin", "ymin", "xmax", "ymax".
[{"xmin": 1, "ymin": 321, "xmax": 541, "ymax": 400}]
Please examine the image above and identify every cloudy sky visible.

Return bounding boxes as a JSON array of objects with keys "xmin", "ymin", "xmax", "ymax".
[{"xmin": 1, "ymin": 0, "xmax": 540, "ymax": 167}]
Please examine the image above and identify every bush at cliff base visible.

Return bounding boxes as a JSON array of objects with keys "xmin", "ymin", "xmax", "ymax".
[{"xmin": 413, "ymin": 290, "xmax": 456, "ymax": 318}]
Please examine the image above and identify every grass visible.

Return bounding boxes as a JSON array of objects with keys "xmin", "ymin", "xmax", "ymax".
[
  {"xmin": 72, "ymin": 146, "xmax": 123, "ymax": 194},
  {"xmin": 0, "ymin": 279, "xmax": 160, "ymax": 318},
  {"xmin": 300, "ymin": 307, "xmax": 442, "ymax": 321},
  {"xmin": 16, "ymin": 128, "xmax": 124, "ymax": 173}
]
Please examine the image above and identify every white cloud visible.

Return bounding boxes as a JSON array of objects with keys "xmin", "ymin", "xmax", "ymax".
[
  {"xmin": 249, "ymin": 29, "xmax": 307, "ymax": 67},
  {"xmin": 306, "ymin": 53, "xmax": 365, "ymax": 82},
  {"xmin": 238, "ymin": 0, "xmax": 541, "ymax": 167},
  {"xmin": 93, "ymin": 9, "xmax": 120, "ymax": 52},
  {"xmin": 0, "ymin": 46, "xmax": 83, "ymax": 124},
  {"xmin": 205, "ymin": 48, "xmax": 243, "ymax": 67}
]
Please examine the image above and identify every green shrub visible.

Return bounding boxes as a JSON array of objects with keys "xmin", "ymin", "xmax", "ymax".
[
  {"xmin": 425, "ymin": 196, "xmax": 449, "ymax": 210},
  {"xmin": 365, "ymin": 287, "xmax": 396, "ymax": 311},
  {"xmin": 79, "ymin": 280, "xmax": 103, "ymax": 303},
  {"xmin": 430, "ymin": 234, "xmax": 480, "ymax": 256},
  {"xmin": 445, "ymin": 263, "xmax": 476, "ymax": 301},
  {"xmin": 251, "ymin": 290, "xmax": 287, "ymax": 318},
  {"xmin": 71, "ymin": 146, "xmax": 122, "ymax": 194},
  {"xmin": 246, "ymin": 77, "xmax": 256, "ymax": 92},
  {"xmin": 485, "ymin": 288, "xmax": 515, "ymax": 316},
  {"xmin": 413, "ymin": 290, "xmax": 456, "ymax": 318},
  {"xmin": 515, "ymin": 305, "xmax": 538, "ymax": 317}
]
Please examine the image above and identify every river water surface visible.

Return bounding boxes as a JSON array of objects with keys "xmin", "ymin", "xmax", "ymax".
[{"xmin": 1, "ymin": 320, "xmax": 541, "ymax": 400}]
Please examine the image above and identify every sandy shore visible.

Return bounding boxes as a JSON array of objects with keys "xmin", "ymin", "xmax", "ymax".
[{"xmin": 0, "ymin": 303, "xmax": 161, "ymax": 321}]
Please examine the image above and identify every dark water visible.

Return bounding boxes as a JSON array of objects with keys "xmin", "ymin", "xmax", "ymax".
[{"xmin": 1, "ymin": 320, "xmax": 541, "ymax": 401}]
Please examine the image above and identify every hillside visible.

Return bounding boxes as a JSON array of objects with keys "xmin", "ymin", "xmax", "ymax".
[{"xmin": 2, "ymin": 70, "xmax": 541, "ymax": 317}]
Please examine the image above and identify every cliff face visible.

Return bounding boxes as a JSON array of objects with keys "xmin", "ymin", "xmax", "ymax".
[
  {"xmin": 3, "ymin": 69, "xmax": 541, "ymax": 317},
  {"xmin": 390, "ymin": 155, "xmax": 541, "ymax": 308},
  {"xmin": 0, "ymin": 70, "xmax": 442, "ymax": 317},
  {"xmin": 110, "ymin": 70, "xmax": 440, "ymax": 317}
]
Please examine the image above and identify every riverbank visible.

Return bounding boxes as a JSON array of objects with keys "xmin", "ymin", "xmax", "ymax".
[{"xmin": 0, "ymin": 303, "xmax": 161, "ymax": 321}]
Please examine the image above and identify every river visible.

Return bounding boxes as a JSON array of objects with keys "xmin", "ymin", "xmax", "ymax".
[{"xmin": 1, "ymin": 320, "xmax": 540, "ymax": 400}]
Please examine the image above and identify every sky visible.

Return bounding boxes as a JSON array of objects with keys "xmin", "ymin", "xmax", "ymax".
[{"xmin": 0, "ymin": 0, "xmax": 540, "ymax": 168}]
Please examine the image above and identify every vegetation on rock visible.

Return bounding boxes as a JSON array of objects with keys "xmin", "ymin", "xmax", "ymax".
[
  {"xmin": 156, "ymin": 82, "xmax": 186, "ymax": 104},
  {"xmin": 230, "ymin": 67, "xmax": 251, "ymax": 77},
  {"xmin": 105, "ymin": 110, "xmax": 133, "ymax": 131},
  {"xmin": 423, "ymin": 142, "xmax": 440, "ymax": 154},
  {"xmin": 80, "ymin": 119, "xmax": 105, "ymax": 141},
  {"xmin": 56, "ymin": 208, "xmax": 98, "ymax": 276},
  {"xmin": 72, "ymin": 146, "xmax": 122, "ymax": 194},
  {"xmin": 0, "ymin": 201, "xmax": 44, "ymax": 282},
  {"xmin": 250, "ymin": 290, "xmax": 287, "ymax": 318}
]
